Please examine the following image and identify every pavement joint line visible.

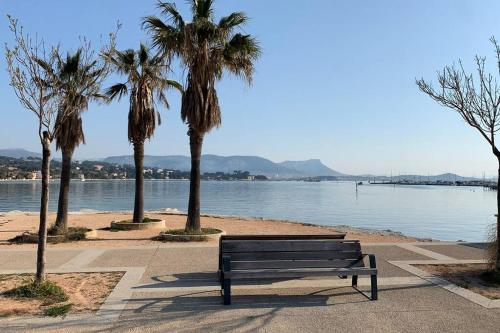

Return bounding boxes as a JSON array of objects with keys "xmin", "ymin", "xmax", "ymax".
[
  {"xmin": 389, "ymin": 259, "xmax": 500, "ymax": 309},
  {"xmin": 58, "ymin": 248, "xmax": 107, "ymax": 269},
  {"xmin": 396, "ymin": 244, "xmax": 456, "ymax": 260}
]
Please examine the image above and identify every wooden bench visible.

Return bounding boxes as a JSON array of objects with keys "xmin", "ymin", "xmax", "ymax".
[{"xmin": 218, "ymin": 235, "xmax": 377, "ymax": 305}]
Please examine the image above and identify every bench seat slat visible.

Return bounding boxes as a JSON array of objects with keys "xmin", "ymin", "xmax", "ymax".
[
  {"xmin": 221, "ymin": 240, "xmax": 361, "ymax": 253},
  {"xmin": 224, "ymin": 267, "xmax": 377, "ymax": 279},
  {"xmin": 227, "ymin": 251, "xmax": 363, "ymax": 261},
  {"xmin": 231, "ymin": 259, "xmax": 365, "ymax": 270}
]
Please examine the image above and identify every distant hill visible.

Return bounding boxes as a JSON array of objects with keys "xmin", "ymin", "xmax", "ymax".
[
  {"xmin": 0, "ymin": 148, "xmax": 41, "ymax": 159},
  {"xmin": 0, "ymin": 149, "xmax": 483, "ymax": 182},
  {"xmin": 340, "ymin": 173, "xmax": 480, "ymax": 182},
  {"xmin": 102, "ymin": 154, "xmax": 342, "ymax": 179},
  {"xmin": 390, "ymin": 173, "xmax": 479, "ymax": 182},
  {"xmin": 279, "ymin": 159, "xmax": 345, "ymax": 177}
]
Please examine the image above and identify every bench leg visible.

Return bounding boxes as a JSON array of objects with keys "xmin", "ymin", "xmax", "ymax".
[
  {"xmin": 223, "ymin": 278, "xmax": 231, "ymax": 305},
  {"xmin": 352, "ymin": 275, "xmax": 358, "ymax": 287},
  {"xmin": 370, "ymin": 274, "xmax": 378, "ymax": 300}
]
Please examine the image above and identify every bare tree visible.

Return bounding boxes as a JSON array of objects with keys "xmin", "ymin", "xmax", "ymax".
[
  {"xmin": 5, "ymin": 16, "xmax": 66, "ymax": 283},
  {"xmin": 416, "ymin": 37, "xmax": 500, "ymax": 271}
]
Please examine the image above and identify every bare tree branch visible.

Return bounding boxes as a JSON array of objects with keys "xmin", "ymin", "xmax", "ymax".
[
  {"xmin": 5, "ymin": 15, "xmax": 58, "ymax": 142},
  {"xmin": 416, "ymin": 38, "xmax": 500, "ymax": 157}
]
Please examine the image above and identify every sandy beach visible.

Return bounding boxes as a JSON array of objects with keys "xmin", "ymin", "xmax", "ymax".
[{"xmin": 0, "ymin": 211, "xmax": 425, "ymax": 248}]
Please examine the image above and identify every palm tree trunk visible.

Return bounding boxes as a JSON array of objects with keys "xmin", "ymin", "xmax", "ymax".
[
  {"xmin": 54, "ymin": 148, "xmax": 72, "ymax": 234},
  {"xmin": 133, "ymin": 141, "xmax": 145, "ymax": 223},
  {"xmin": 185, "ymin": 133, "xmax": 203, "ymax": 232},
  {"xmin": 36, "ymin": 132, "xmax": 51, "ymax": 284}
]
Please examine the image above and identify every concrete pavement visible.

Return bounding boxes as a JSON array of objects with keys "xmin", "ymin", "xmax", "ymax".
[{"xmin": 1, "ymin": 241, "xmax": 499, "ymax": 332}]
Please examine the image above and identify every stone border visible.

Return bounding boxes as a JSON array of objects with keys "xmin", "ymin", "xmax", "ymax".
[
  {"xmin": 110, "ymin": 219, "xmax": 165, "ymax": 230},
  {"xmin": 390, "ymin": 258, "xmax": 500, "ymax": 309},
  {"xmin": 156, "ymin": 229, "xmax": 226, "ymax": 242}
]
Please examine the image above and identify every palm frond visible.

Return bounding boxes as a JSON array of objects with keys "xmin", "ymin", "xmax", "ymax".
[
  {"xmin": 193, "ymin": 0, "xmax": 214, "ymax": 20},
  {"xmin": 105, "ymin": 83, "xmax": 128, "ymax": 100},
  {"xmin": 162, "ymin": 79, "xmax": 183, "ymax": 92},
  {"xmin": 156, "ymin": 1, "xmax": 184, "ymax": 28},
  {"xmin": 219, "ymin": 12, "xmax": 247, "ymax": 31},
  {"xmin": 139, "ymin": 43, "xmax": 149, "ymax": 65}
]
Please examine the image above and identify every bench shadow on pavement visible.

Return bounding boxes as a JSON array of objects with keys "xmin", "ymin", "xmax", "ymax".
[{"xmin": 130, "ymin": 272, "xmax": 429, "ymax": 311}]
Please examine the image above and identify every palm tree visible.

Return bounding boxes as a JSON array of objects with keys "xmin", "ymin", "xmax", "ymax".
[
  {"xmin": 144, "ymin": 0, "xmax": 261, "ymax": 232},
  {"xmin": 52, "ymin": 48, "xmax": 108, "ymax": 235},
  {"xmin": 104, "ymin": 44, "xmax": 182, "ymax": 223}
]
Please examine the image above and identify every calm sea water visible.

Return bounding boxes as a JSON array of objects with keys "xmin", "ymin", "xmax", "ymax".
[{"xmin": 0, "ymin": 180, "xmax": 495, "ymax": 242}]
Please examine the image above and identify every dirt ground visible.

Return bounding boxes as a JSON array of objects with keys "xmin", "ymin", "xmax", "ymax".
[
  {"xmin": 418, "ymin": 264, "xmax": 500, "ymax": 300},
  {"xmin": 0, "ymin": 272, "xmax": 124, "ymax": 317},
  {"xmin": 0, "ymin": 211, "xmax": 423, "ymax": 249}
]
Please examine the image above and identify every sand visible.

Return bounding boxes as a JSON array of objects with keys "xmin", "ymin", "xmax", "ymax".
[
  {"xmin": 0, "ymin": 272, "xmax": 123, "ymax": 317},
  {"xmin": 0, "ymin": 211, "xmax": 423, "ymax": 248}
]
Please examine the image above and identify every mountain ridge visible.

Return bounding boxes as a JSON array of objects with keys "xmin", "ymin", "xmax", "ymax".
[
  {"xmin": 101, "ymin": 154, "xmax": 333, "ymax": 178},
  {"xmin": 0, "ymin": 148, "xmax": 484, "ymax": 181}
]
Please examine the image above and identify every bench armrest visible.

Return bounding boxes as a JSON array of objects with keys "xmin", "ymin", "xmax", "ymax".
[{"xmin": 222, "ymin": 255, "xmax": 231, "ymax": 273}]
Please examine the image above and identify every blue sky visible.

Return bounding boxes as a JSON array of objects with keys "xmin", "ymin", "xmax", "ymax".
[{"xmin": 1, "ymin": 0, "xmax": 499, "ymax": 176}]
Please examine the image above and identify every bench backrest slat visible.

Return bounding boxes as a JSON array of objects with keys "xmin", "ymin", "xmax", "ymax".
[
  {"xmin": 221, "ymin": 240, "xmax": 361, "ymax": 253},
  {"xmin": 231, "ymin": 259, "xmax": 365, "ymax": 270},
  {"xmin": 227, "ymin": 250, "xmax": 362, "ymax": 261}
]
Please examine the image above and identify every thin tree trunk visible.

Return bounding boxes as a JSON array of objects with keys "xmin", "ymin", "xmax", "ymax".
[
  {"xmin": 36, "ymin": 132, "xmax": 51, "ymax": 284},
  {"xmin": 133, "ymin": 141, "xmax": 144, "ymax": 224},
  {"xmin": 54, "ymin": 148, "xmax": 72, "ymax": 234},
  {"xmin": 185, "ymin": 133, "xmax": 203, "ymax": 232},
  {"xmin": 496, "ymin": 161, "xmax": 500, "ymax": 271}
]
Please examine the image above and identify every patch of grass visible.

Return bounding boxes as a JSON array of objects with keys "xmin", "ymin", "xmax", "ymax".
[
  {"xmin": 43, "ymin": 304, "xmax": 72, "ymax": 317},
  {"xmin": 8, "ymin": 233, "xmax": 36, "ymax": 244},
  {"xmin": 143, "ymin": 217, "xmax": 160, "ymax": 223},
  {"xmin": 65, "ymin": 227, "xmax": 90, "ymax": 241},
  {"xmin": 3, "ymin": 279, "xmax": 68, "ymax": 305},
  {"xmin": 9, "ymin": 227, "xmax": 90, "ymax": 244},
  {"xmin": 479, "ymin": 270, "xmax": 500, "ymax": 286},
  {"xmin": 99, "ymin": 227, "xmax": 119, "ymax": 232},
  {"xmin": 164, "ymin": 228, "xmax": 222, "ymax": 236},
  {"xmin": 154, "ymin": 228, "xmax": 222, "ymax": 242}
]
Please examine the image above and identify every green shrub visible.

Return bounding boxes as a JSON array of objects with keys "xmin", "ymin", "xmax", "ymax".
[
  {"xmin": 479, "ymin": 270, "xmax": 500, "ymax": 285},
  {"xmin": 9, "ymin": 227, "xmax": 90, "ymax": 244},
  {"xmin": 3, "ymin": 279, "xmax": 68, "ymax": 305},
  {"xmin": 43, "ymin": 304, "xmax": 72, "ymax": 317}
]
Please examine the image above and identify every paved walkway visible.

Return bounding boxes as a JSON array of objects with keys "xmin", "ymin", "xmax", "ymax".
[{"xmin": 0, "ymin": 242, "xmax": 499, "ymax": 332}]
